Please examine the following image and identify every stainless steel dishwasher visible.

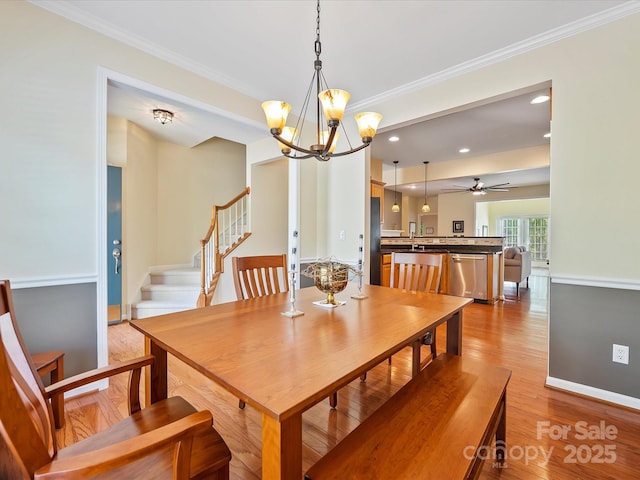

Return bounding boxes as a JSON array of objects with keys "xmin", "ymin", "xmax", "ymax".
[{"xmin": 449, "ymin": 253, "xmax": 488, "ymax": 301}]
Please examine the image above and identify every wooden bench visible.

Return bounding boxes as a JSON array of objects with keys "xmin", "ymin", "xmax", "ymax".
[{"xmin": 305, "ymin": 354, "xmax": 511, "ymax": 480}]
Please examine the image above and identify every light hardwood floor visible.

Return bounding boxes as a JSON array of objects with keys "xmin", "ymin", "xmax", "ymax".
[{"xmin": 56, "ymin": 274, "xmax": 640, "ymax": 479}]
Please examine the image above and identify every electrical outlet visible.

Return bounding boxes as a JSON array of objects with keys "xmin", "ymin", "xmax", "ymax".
[{"xmin": 612, "ymin": 344, "xmax": 629, "ymax": 365}]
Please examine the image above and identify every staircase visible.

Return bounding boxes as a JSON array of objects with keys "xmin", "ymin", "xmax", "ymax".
[
  {"xmin": 131, "ymin": 266, "xmax": 201, "ymax": 319},
  {"xmin": 130, "ymin": 187, "xmax": 251, "ymax": 319}
]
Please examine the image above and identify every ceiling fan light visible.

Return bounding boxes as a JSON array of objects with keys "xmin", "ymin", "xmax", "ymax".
[
  {"xmin": 472, "ymin": 190, "xmax": 485, "ymax": 196},
  {"xmin": 318, "ymin": 89, "xmax": 350, "ymax": 123}
]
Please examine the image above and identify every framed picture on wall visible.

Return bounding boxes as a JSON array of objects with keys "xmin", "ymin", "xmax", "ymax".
[{"xmin": 453, "ymin": 220, "xmax": 464, "ymax": 233}]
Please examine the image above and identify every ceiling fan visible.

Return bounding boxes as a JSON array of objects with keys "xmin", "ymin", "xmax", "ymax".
[{"xmin": 445, "ymin": 177, "xmax": 511, "ymax": 196}]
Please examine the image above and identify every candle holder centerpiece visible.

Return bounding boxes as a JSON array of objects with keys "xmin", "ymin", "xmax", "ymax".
[{"xmin": 302, "ymin": 259, "xmax": 357, "ymax": 306}]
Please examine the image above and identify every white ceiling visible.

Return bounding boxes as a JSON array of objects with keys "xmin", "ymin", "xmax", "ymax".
[{"xmin": 34, "ymin": 0, "xmax": 639, "ymax": 194}]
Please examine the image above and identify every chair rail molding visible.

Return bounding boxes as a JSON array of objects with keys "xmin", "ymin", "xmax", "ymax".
[{"xmin": 551, "ymin": 275, "xmax": 640, "ymax": 291}]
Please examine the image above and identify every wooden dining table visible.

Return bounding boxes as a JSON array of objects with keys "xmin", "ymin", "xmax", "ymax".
[{"xmin": 130, "ymin": 283, "xmax": 472, "ymax": 480}]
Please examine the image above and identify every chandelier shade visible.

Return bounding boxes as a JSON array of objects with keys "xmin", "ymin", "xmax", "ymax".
[
  {"xmin": 262, "ymin": 101, "xmax": 291, "ymax": 131},
  {"xmin": 261, "ymin": 0, "xmax": 382, "ymax": 162}
]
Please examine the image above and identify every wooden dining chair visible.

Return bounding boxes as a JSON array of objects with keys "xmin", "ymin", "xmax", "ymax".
[
  {"xmin": 232, "ymin": 254, "xmax": 289, "ymax": 409},
  {"xmin": 361, "ymin": 252, "xmax": 443, "ymax": 383},
  {"xmin": 232, "ymin": 253, "xmax": 289, "ymax": 300},
  {"xmin": 0, "ymin": 283, "xmax": 66, "ymax": 429},
  {"xmin": 390, "ymin": 252, "xmax": 443, "ymax": 362},
  {"xmin": 0, "ymin": 279, "xmax": 231, "ymax": 480}
]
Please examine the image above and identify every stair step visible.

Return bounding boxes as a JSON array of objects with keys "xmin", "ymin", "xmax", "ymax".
[
  {"xmin": 132, "ymin": 300, "xmax": 195, "ymax": 319},
  {"xmin": 141, "ymin": 284, "xmax": 200, "ymax": 303},
  {"xmin": 132, "ymin": 266, "xmax": 200, "ymax": 320},
  {"xmin": 149, "ymin": 267, "xmax": 200, "ymax": 286}
]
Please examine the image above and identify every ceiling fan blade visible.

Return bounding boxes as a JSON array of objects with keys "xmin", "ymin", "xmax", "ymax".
[
  {"xmin": 486, "ymin": 182, "xmax": 510, "ymax": 189},
  {"xmin": 488, "ymin": 188, "xmax": 510, "ymax": 192}
]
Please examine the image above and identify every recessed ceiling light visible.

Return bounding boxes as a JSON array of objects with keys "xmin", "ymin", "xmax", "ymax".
[
  {"xmin": 389, "ymin": 136, "xmax": 400, "ymax": 142},
  {"xmin": 544, "ymin": 132, "xmax": 551, "ymax": 138},
  {"xmin": 459, "ymin": 147, "xmax": 470, "ymax": 153},
  {"xmin": 410, "ymin": 185, "xmax": 417, "ymax": 189},
  {"xmin": 530, "ymin": 95, "xmax": 550, "ymax": 104}
]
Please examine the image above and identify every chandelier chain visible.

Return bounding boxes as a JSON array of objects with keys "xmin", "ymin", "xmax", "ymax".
[
  {"xmin": 315, "ymin": 0, "xmax": 321, "ymax": 58},
  {"xmin": 260, "ymin": 0, "xmax": 382, "ymax": 161}
]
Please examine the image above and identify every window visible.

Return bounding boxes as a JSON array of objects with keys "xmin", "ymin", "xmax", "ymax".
[
  {"xmin": 498, "ymin": 216, "xmax": 549, "ymax": 262},
  {"xmin": 501, "ymin": 218, "xmax": 519, "ymax": 247}
]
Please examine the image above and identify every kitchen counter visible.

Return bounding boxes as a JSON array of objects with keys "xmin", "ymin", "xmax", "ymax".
[{"xmin": 377, "ymin": 237, "xmax": 505, "ymax": 303}]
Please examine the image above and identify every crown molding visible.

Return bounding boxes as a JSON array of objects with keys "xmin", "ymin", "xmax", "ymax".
[
  {"xmin": 29, "ymin": 0, "xmax": 259, "ymax": 99},
  {"xmin": 348, "ymin": 1, "xmax": 640, "ymax": 112},
  {"xmin": 31, "ymin": 1, "xmax": 640, "ymax": 112}
]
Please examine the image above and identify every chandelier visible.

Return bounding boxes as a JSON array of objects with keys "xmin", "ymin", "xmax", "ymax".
[{"xmin": 261, "ymin": 0, "xmax": 382, "ymax": 162}]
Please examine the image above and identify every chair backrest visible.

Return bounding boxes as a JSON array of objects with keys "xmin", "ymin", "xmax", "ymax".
[
  {"xmin": 0, "ymin": 280, "xmax": 56, "ymax": 480},
  {"xmin": 232, "ymin": 254, "xmax": 289, "ymax": 300},
  {"xmin": 390, "ymin": 252, "xmax": 443, "ymax": 294}
]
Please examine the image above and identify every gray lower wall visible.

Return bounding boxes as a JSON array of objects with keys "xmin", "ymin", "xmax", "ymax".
[
  {"xmin": 12, "ymin": 282, "xmax": 97, "ymax": 380},
  {"xmin": 549, "ymin": 283, "xmax": 639, "ymax": 399}
]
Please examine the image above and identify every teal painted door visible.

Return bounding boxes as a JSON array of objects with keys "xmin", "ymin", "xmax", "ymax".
[{"xmin": 107, "ymin": 166, "xmax": 122, "ymax": 324}]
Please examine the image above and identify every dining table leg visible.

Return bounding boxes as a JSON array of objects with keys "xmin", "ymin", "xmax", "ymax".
[
  {"xmin": 146, "ymin": 338, "xmax": 168, "ymax": 404},
  {"xmin": 446, "ymin": 309, "xmax": 463, "ymax": 355},
  {"xmin": 262, "ymin": 412, "xmax": 303, "ymax": 480},
  {"xmin": 411, "ymin": 338, "xmax": 422, "ymax": 377}
]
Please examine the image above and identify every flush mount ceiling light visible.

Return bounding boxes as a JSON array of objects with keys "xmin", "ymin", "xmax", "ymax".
[
  {"xmin": 153, "ymin": 109, "xmax": 173, "ymax": 125},
  {"xmin": 459, "ymin": 147, "xmax": 470, "ymax": 153},
  {"xmin": 392, "ymin": 161, "xmax": 400, "ymax": 213},
  {"xmin": 388, "ymin": 136, "xmax": 400, "ymax": 142},
  {"xmin": 421, "ymin": 161, "xmax": 431, "ymax": 213},
  {"xmin": 261, "ymin": 0, "xmax": 382, "ymax": 162}
]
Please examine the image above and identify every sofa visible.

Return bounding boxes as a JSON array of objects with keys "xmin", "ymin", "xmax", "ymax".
[{"xmin": 503, "ymin": 246, "xmax": 531, "ymax": 295}]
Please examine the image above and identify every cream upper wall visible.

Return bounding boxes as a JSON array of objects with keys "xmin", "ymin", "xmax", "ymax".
[
  {"xmin": 3, "ymin": 1, "xmax": 640, "ymax": 285},
  {"xmin": 216, "ymin": 158, "xmax": 288, "ymax": 304},
  {"xmin": 0, "ymin": 1, "xmax": 261, "ymax": 280},
  {"xmin": 368, "ymin": 14, "xmax": 640, "ymax": 281},
  {"xmin": 485, "ymin": 197, "xmax": 550, "ymax": 236},
  {"xmin": 156, "ymin": 137, "xmax": 246, "ymax": 265},
  {"xmin": 123, "ymin": 122, "xmax": 158, "ymax": 305},
  {"xmin": 437, "ymin": 185, "xmax": 550, "ymax": 237}
]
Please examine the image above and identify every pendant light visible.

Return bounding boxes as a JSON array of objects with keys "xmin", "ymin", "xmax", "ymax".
[
  {"xmin": 421, "ymin": 161, "xmax": 431, "ymax": 213},
  {"xmin": 392, "ymin": 161, "xmax": 400, "ymax": 213}
]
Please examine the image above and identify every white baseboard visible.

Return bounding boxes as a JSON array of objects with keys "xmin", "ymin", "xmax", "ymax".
[{"xmin": 546, "ymin": 376, "xmax": 640, "ymax": 410}]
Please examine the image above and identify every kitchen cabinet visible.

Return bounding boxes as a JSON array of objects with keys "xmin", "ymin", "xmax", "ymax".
[{"xmin": 381, "ymin": 253, "xmax": 391, "ymax": 287}]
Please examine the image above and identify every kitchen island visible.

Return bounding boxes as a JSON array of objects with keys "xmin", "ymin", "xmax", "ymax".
[{"xmin": 377, "ymin": 236, "xmax": 505, "ymax": 303}]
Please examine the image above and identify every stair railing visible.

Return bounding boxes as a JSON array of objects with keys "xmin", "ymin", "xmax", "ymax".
[{"xmin": 197, "ymin": 187, "xmax": 251, "ymax": 307}]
